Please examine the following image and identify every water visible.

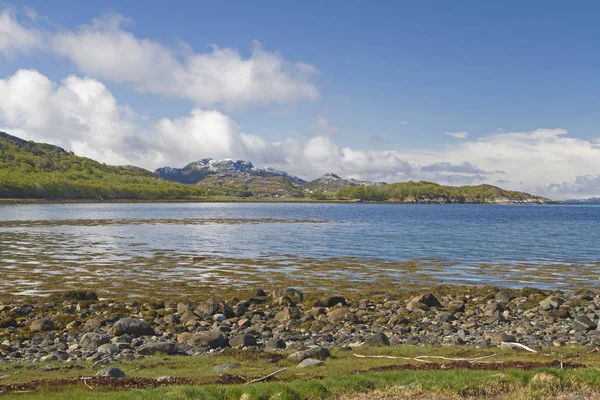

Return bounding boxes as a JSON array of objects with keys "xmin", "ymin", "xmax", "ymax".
[{"xmin": 1, "ymin": 202, "xmax": 599, "ymax": 294}]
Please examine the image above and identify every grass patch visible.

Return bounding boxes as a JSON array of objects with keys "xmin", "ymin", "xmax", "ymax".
[{"xmin": 2, "ymin": 345, "xmax": 600, "ymax": 399}]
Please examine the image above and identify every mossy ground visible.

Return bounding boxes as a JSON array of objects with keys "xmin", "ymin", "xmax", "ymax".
[{"xmin": 1, "ymin": 345, "xmax": 600, "ymax": 399}]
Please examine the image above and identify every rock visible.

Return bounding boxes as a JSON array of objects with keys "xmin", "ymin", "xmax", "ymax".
[
  {"xmin": 484, "ymin": 301, "xmax": 506, "ymax": 316},
  {"xmin": 273, "ymin": 288, "xmax": 304, "ymax": 305},
  {"xmin": 213, "ymin": 314, "xmax": 227, "ymax": 322},
  {"xmin": 40, "ymin": 354, "xmax": 57, "ymax": 362},
  {"xmin": 495, "ymin": 289, "xmax": 516, "ymax": 303},
  {"xmin": 30, "ymin": 319, "xmax": 55, "ymax": 332},
  {"xmin": 288, "ymin": 347, "xmax": 331, "ymax": 362},
  {"xmin": 275, "ymin": 307, "xmax": 301, "ymax": 322},
  {"xmin": 410, "ymin": 293, "xmax": 441, "ymax": 308},
  {"xmin": 297, "ymin": 358, "xmax": 324, "ymax": 368},
  {"xmin": 79, "ymin": 333, "xmax": 110, "ymax": 350},
  {"xmin": 266, "ymin": 338, "xmax": 286, "ymax": 350},
  {"xmin": 229, "ymin": 334, "xmax": 257, "ymax": 348},
  {"xmin": 213, "ymin": 364, "xmax": 240, "ymax": 372},
  {"xmin": 196, "ymin": 299, "xmax": 233, "ymax": 318},
  {"xmin": 326, "ymin": 296, "xmax": 347, "ymax": 307},
  {"xmin": 0, "ymin": 318, "xmax": 17, "ymax": 328},
  {"xmin": 186, "ymin": 331, "xmax": 228, "ymax": 349},
  {"xmin": 446, "ymin": 301, "xmax": 465, "ymax": 313},
  {"xmin": 327, "ymin": 307, "xmax": 356, "ymax": 323},
  {"xmin": 539, "ymin": 296, "xmax": 560, "ymax": 311},
  {"xmin": 84, "ymin": 318, "xmax": 104, "ymax": 330},
  {"xmin": 574, "ymin": 315, "xmax": 597, "ymax": 331},
  {"xmin": 364, "ymin": 333, "xmax": 390, "ymax": 346},
  {"xmin": 491, "ymin": 333, "xmax": 516, "ymax": 344},
  {"xmin": 96, "ymin": 367, "xmax": 126, "ymax": 378},
  {"xmin": 96, "ymin": 344, "xmax": 119, "ymax": 356},
  {"xmin": 108, "ymin": 318, "xmax": 155, "ymax": 337},
  {"xmin": 177, "ymin": 301, "xmax": 198, "ymax": 315},
  {"xmin": 137, "ymin": 342, "xmax": 178, "ymax": 355}
]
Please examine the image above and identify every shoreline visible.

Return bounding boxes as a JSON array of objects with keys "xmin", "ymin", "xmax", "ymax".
[
  {"xmin": 0, "ymin": 197, "xmax": 565, "ymax": 205},
  {"xmin": 2, "ymin": 284, "xmax": 598, "ymax": 362},
  {"xmin": 2, "ymin": 284, "xmax": 600, "ymax": 398}
]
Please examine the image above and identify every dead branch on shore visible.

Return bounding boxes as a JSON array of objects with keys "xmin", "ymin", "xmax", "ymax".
[
  {"xmin": 245, "ymin": 368, "xmax": 287, "ymax": 384},
  {"xmin": 500, "ymin": 342, "xmax": 538, "ymax": 353},
  {"xmin": 353, "ymin": 353, "xmax": 497, "ymax": 363}
]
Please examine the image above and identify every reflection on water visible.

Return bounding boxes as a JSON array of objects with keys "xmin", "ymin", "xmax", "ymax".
[{"xmin": 0, "ymin": 202, "xmax": 599, "ymax": 297}]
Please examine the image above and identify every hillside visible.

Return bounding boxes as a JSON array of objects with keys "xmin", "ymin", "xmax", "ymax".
[
  {"xmin": 0, "ymin": 132, "xmax": 551, "ymax": 202},
  {"xmin": 337, "ymin": 180, "xmax": 549, "ymax": 203},
  {"xmin": 0, "ymin": 132, "xmax": 208, "ymax": 199}
]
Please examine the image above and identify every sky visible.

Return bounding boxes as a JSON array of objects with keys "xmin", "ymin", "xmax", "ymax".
[{"xmin": 1, "ymin": 1, "xmax": 600, "ymax": 199}]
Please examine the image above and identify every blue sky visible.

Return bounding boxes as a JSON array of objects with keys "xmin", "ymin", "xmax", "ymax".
[{"xmin": 1, "ymin": 1, "xmax": 600, "ymax": 198}]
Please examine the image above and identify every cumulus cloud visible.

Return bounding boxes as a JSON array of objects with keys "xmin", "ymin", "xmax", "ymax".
[
  {"xmin": 0, "ymin": 9, "xmax": 43, "ymax": 58},
  {"xmin": 2, "ymin": 69, "xmax": 600, "ymax": 199},
  {"xmin": 445, "ymin": 131, "xmax": 469, "ymax": 139},
  {"xmin": 50, "ymin": 15, "xmax": 319, "ymax": 108},
  {"xmin": 540, "ymin": 175, "xmax": 600, "ymax": 199}
]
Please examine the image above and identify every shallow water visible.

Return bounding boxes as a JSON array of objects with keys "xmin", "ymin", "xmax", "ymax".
[{"xmin": 0, "ymin": 202, "xmax": 599, "ymax": 296}]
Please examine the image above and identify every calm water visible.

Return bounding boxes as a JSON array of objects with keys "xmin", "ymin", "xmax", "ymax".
[
  {"xmin": 0, "ymin": 202, "xmax": 599, "ymax": 263},
  {"xmin": 1, "ymin": 203, "xmax": 599, "ymax": 292}
]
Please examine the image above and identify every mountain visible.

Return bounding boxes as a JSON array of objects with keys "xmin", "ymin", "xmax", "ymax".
[
  {"xmin": 0, "ymin": 132, "xmax": 553, "ymax": 203},
  {"xmin": 309, "ymin": 173, "xmax": 386, "ymax": 192},
  {"xmin": 155, "ymin": 158, "xmax": 306, "ymax": 185},
  {"xmin": 0, "ymin": 132, "xmax": 207, "ymax": 199}
]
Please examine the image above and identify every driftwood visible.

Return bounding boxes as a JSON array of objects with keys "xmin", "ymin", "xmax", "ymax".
[
  {"xmin": 245, "ymin": 368, "xmax": 287, "ymax": 384},
  {"xmin": 500, "ymin": 342, "xmax": 538, "ymax": 353},
  {"xmin": 353, "ymin": 354, "xmax": 496, "ymax": 363}
]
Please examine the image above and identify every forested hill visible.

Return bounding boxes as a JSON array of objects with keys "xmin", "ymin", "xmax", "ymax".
[
  {"xmin": 336, "ymin": 181, "xmax": 549, "ymax": 203},
  {"xmin": 0, "ymin": 132, "xmax": 207, "ymax": 199},
  {"xmin": 0, "ymin": 132, "xmax": 551, "ymax": 202}
]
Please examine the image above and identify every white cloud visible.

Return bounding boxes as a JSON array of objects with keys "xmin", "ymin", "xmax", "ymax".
[
  {"xmin": 50, "ymin": 15, "xmax": 319, "ymax": 108},
  {"xmin": 400, "ymin": 121, "xmax": 408, "ymax": 125},
  {"xmin": 445, "ymin": 131, "xmax": 469, "ymax": 139},
  {"xmin": 2, "ymin": 69, "xmax": 600, "ymax": 199},
  {"xmin": 0, "ymin": 9, "xmax": 43, "ymax": 58}
]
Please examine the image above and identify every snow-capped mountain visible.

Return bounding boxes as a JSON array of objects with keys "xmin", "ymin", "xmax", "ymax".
[
  {"xmin": 155, "ymin": 158, "xmax": 306, "ymax": 185},
  {"xmin": 309, "ymin": 173, "xmax": 386, "ymax": 191}
]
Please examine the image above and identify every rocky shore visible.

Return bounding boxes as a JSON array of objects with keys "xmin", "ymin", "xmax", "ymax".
[{"xmin": 2, "ymin": 286, "xmax": 600, "ymax": 366}]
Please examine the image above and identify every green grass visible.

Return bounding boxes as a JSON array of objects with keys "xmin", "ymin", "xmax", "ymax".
[{"xmin": 2, "ymin": 345, "xmax": 600, "ymax": 399}]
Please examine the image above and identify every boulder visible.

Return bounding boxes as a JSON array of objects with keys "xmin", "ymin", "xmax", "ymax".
[
  {"xmin": 96, "ymin": 344, "xmax": 119, "ymax": 356},
  {"xmin": 326, "ymin": 296, "xmax": 347, "ymax": 307},
  {"xmin": 79, "ymin": 332, "xmax": 110, "ymax": 350},
  {"xmin": 108, "ymin": 318, "xmax": 155, "ymax": 337},
  {"xmin": 96, "ymin": 367, "xmax": 126, "ymax": 378},
  {"xmin": 410, "ymin": 293, "xmax": 441, "ymax": 308},
  {"xmin": 297, "ymin": 358, "xmax": 324, "ymax": 368},
  {"xmin": 137, "ymin": 342, "xmax": 178, "ymax": 355},
  {"xmin": 196, "ymin": 299, "xmax": 234, "ymax": 318},
  {"xmin": 229, "ymin": 334, "xmax": 257, "ymax": 348},
  {"xmin": 266, "ymin": 338, "xmax": 286, "ymax": 350},
  {"xmin": 186, "ymin": 330, "xmax": 228, "ymax": 349},
  {"xmin": 327, "ymin": 307, "xmax": 356, "ymax": 323},
  {"xmin": 574, "ymin": 315, "xmax": 597, "ymax": 331},
  {"xmin": 364, "ymin": 333, "xmax": 390, "ymax": 346},
  {"xmin": 273, "ymin": 288, "xmax": 304, "ymax": 305},
  {"xmin": 288, "ymin": 347, "xmax": 331, "ymax": 362},
  {"xmin": 30, "ymin": 319, "xmax": 55, "ymax": 332},
  {"xmin": 275, "ymin": 307, "xmax": 301, "ymax": 322}
]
